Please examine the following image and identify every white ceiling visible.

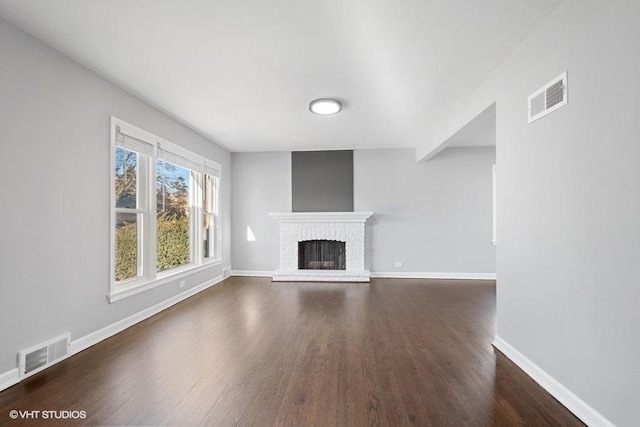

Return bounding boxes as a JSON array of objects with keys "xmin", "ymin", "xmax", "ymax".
[{"xmin": 0, "ymin": 0, "xmax": 559, "ymax": 152}]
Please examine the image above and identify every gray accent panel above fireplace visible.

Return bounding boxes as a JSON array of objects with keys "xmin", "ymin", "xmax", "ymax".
[{"xmin": 291, "ymin": 150, "xmax": 354, "ymax": 212}]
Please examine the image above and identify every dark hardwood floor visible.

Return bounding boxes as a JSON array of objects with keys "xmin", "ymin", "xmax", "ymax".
[{"xmin": 0, "ymin": 277, "xmax": 583, "ymax": 426}]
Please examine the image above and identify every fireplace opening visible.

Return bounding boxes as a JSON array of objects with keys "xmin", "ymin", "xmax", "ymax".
[{"xmin": 298, "ymin": 240, "xmax": 346, "ymax": 270}]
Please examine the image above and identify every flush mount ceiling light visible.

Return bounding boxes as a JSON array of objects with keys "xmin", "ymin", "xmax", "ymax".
[{"xmin": 309, "ymin": 98, "xmax": 342, "ymax": 115}]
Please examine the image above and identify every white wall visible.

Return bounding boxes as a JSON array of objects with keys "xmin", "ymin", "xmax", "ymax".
[
  {"xmin": 354, "ymin": 147, "xmax": 495, "ymax": 274},
  {"xmin": 231, "ymin": 152, "xmax": 291, "ymax": 272},
  {"xmin": 230, "ymin": 148, "xmax": 495, "ymax": 276},
  {"xmin": 0, "ymin": 19, "xmax": 231, "ymax": 375},
  {"xmin": 417, "ymin": 1, "xmax": 640, "ymax": 425}
]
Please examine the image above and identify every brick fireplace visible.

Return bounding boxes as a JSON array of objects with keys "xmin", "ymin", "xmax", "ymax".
[{"xmin": 269, "ymin": 212, "xmax": 373, "ymax": 282}]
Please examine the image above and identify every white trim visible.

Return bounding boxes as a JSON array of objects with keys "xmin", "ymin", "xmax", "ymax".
[
  {"xmin": 493, "ymin": 336, "xmax": 615, "ymax": 427},
  {"xmin": 109, "ymin": 121, "xmax": 117, "ymax": 293},
  {"xmin": 273, "ymin": 269, "xmax": 370, "ymax": 282},
  {"xmin": 0, "ymin": 369, "xmax": 20, "ymax": 393},
  {"xmin": 74, "ymin": 275, "xmax": 226, "ymax": 355},
  {"xmin": 231, "ymin": 270, "xmax": 273, "ymax": 277},
  {"xmin": 268, "ymin": 211, "xmax": 373, "ymax": 223},
  {"xmin": 230, "ymin": 271, "xmax": 496, "ymax": 281},
  {"xmin": 108, "ymin": 261, "xmax": 221, "ymax": 303},
  {"xmin": 370, "ymin": 272, "xmax": 497, "ymax": 280}
]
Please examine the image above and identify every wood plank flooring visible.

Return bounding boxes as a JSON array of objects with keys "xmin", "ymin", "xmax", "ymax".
[{"xmin": 0, "ymin": 277, "xmax": 583, "ymax": 426}]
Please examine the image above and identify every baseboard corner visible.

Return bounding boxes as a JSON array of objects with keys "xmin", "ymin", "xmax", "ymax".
[{"xmin": 492, "ymin": 335, "xmax": 615, "ymax": 427}]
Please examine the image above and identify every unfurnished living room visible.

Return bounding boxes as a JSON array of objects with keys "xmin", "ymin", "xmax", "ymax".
[{"xmin": 0, "ymin": 1, "xmax": 638, "ymax": 426}]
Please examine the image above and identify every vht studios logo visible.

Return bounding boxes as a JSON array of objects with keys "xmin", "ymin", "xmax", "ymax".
[{"xmin": 9, "ymin": 409, "xmax": 87, "ymax": 420}]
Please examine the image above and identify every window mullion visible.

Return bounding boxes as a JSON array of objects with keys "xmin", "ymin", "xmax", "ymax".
[
  {"xmin": 215, "ymin": 177, "xmax": 221, "ymax": 260},
  {"xmin": 110, "ymin": 132, "xmax": 116, "ymax": 294},
  {"xmin": 147, "ymin": 153, "xmax": 157, "ymax": 281},
  {"xmin": 189, "ymin": 171, "xmax": 196, "ymax": 265},
  {"xmin": 195, "ymin": 172, "xmax": 203, "ymax": 264}
]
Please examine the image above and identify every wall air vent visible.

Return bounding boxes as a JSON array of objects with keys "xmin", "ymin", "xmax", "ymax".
[
  {"xmin": 528, "ymin": 72, "xmax": 568, "ymax": 123},
  {"xmin": 18, "ymin": 333, "xmax": 71, "ymax": 377}
]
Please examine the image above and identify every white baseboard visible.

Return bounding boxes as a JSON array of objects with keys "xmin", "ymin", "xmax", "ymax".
[
  {"xmin": 231, "ymin": 270, "xmax": 273, "ymax": 277},
  {"xmin": 230, "ymin": 271, "xmax": 496, "ymax": 281},
  {"xmin": 370, "ymin": 272, "xmax": 497, "ymax": 280},
  {"xmin": 493, "ymin": 336, "xmax": 614, "ymax": 427},
  {"xmin": 70, "ymin": 275, "xmax": 225, "ymax": 356},
  {"xmin": 0, "ymin": 368, "xmax": 20, "ymax": 393},
  {"xmin": 0, "ymin": 275, "xmax": 226, "ymax": 393}
]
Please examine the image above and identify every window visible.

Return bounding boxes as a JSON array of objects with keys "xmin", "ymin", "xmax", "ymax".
[
  {"xmin": 114, "ymin": 147, "xmax": 145, "ymax": 282},
  {"xmin": 156, "ymin": 159, "xmax": 192, "ymax": 272},
  {"xmin": 110, "ymin": 117, "xmax": 221, "ymax": 302}
]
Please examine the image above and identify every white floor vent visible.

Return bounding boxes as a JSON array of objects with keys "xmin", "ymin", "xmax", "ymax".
[
  {"xmin": 528, "ymin": 72, "xmax": 568, "ymax": 123},
  {"xmin": 18, "ymin": 333, "xmax": 71, "ymax": 377}
]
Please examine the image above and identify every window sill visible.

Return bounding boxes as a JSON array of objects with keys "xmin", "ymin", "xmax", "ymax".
[{"xmin": 108, "ymin": 259, "xmax": 222, "ymax": 303}]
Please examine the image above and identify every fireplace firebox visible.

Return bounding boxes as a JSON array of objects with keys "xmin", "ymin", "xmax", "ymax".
[{"xmin": 298, "ymin": 240, "xmax": 346, "ymax": 270}]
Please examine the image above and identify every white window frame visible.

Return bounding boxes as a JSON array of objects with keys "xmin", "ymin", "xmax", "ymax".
[
  {"xmin": 113, "ymin": 153, "xmax": 149, "ymax": 283},
  {"xmin": 109, "ymin": 117, "xmax": 222, "ymax": 303},
  {"xmin": 202, "ymin": 173, "xmax": 221, "ymax": 262}
]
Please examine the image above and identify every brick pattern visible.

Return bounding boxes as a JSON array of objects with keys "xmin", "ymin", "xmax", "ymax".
[
  {"xmin": 279, "ymin": 222, "xmax": 366, "ymax": 271},
  {"xmin": 275, "ymin": 220, "xmax": 368, "ymax": 280}
]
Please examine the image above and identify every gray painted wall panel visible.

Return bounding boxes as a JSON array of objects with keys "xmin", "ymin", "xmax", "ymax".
[
  {"xmin": 291, "ymin": 150, "xmax": 354, "ymax": 212},
  {"xmin": 354, "ymin": 147, "xmax": 496, "ymax": 273},
  {"xmin": 231, "ymin": 152, "xmax": 291, "ymax": 272}
]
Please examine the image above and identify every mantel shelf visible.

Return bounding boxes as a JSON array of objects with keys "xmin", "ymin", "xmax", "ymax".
[{"xmin": 269, "ymin": 212, "xmax": 373, "ymax": 223}]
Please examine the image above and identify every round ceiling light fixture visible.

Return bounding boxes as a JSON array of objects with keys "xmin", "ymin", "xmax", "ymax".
[{"xmin": 309, "ymin": 98, "xmax": 342, "ymax": 115}]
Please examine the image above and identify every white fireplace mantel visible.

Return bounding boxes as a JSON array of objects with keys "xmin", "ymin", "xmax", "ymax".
[
  {"xmin": 269, "ymin": 212, "xmax": 373, "ymax": 282},
  {"xmin": 269, "ymin": 212, "xmax": 373, "ymax": 223}
]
